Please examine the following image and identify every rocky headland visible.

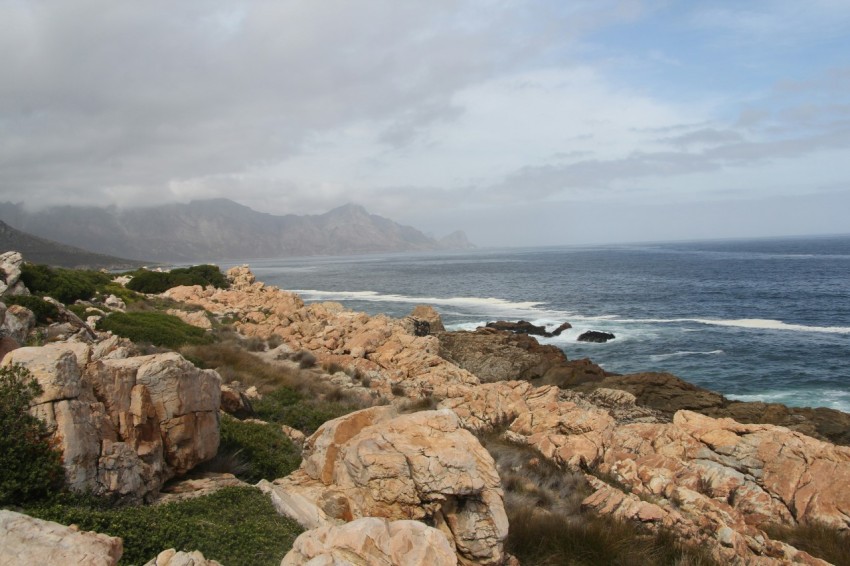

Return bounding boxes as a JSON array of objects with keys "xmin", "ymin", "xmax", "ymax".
[{"xmin": 1, "ymin": 252, "xmax": 849, "ymax": 565}]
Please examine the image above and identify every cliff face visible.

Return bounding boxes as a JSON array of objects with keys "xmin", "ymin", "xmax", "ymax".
[{"xmin": 0, "ymin": 200, "xmax": 472, "ymax": 262}]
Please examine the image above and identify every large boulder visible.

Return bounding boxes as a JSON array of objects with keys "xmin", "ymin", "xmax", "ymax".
[
  {"xmin": 2, "ymin": 304, "xmax": 36, "ymax": 345},
  {"xmin": 281, "ymin": 517, "xmax": 457, "ymax": 566},
  {"xmin": 0, "ymin": 251, "xmax": 27, "ymax": 297},
  {"xmin": 261, "ymin": 407, "xmax": 508, "ymax": 565},
  {"xmin": 2, "ymin": 343, "xmax": 221, "ymax": 502},
  {"xmin": 0, "ymin": 510, "xmax": 123, "ymax": 566}
]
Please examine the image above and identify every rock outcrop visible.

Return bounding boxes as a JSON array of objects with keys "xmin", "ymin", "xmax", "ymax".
[
  {"xmin": 163, "ymin": 268, "xmax": 480, "ymax": 399},
  {"xmin": 437, "ymin": 327, "xmax": 587, "ymax": 383},
  {"xmin": 440, "ymin": 380, "xmax": 849, "ymax": 564},
  {"xmin": 281, "ymin": 517, "xmax": 457, "ymax": 566},
  {"xmin": 576, "ymin": 330, "xmax": 615, "ymax": 343},
  {"xmin": 485, "ymin": 320, "xmax": 571, "ymax": 337},
  {"xmin": 261, "ymin": 407, "xmax": 508, "ymax": 565},
  {"xmin": 0, "ymin": 251, "xmax": 28, "ymax": 297},
  {"xmin": 2, "ymin": 340, "xmax": 221, "ymax": 502},
  {"xmin": 0, "ymin": 509, "xmax": 123, "ymax": 566}
]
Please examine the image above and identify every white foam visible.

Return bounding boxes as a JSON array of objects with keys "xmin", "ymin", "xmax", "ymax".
[
  {"xmin": 624, "ymin": 317, "xmax": 850, "ymax": 335},
  {"xmin": 292, "ymin": 289, "xmax": 545, "ymax": 313},
  {"xmin": 649, "ymin": 350, "xmax": 725, "ymax": 362},
  {"xmin": 728, "ymin": 389, "xmax": 850, "ymax": 413}
]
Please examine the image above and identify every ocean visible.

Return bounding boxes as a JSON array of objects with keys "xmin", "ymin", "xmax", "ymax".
[{"xmin": 239, "ymin": 235, "xmax": 850, "ymax": 412}]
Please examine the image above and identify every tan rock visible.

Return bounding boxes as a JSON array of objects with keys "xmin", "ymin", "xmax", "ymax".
[
  {"xmin": 281, "ymin": 517, "xmax": 457, "ymax": 566},
  {"xmin": 266, "ymin": 407, "xmax": 508, "ymax": 565},
  {"xmin": 166, "ymin": 309, "xmax": 212, "ymax": 329},
  {"xmin": 0, "ymin": 251, "xmax": 27, "ymax": 296},
  {"xmin": 0, "ymin": 510, "xmax": 122, "ymax": 566},
  {"xmin": 2, "ymin": 344, "xmax": 221, "ymax": 502},
  {"xmin": 143, "ymin": 549, "xmax": 222, "ymax": 566},
  {"xmin": 3, "ymin": 304, "xmax": 36, "ymax": 344}
]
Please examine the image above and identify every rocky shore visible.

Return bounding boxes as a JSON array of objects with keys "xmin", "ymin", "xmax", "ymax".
[{"xmin": 1, "ymin": 255, "xmax": 849, "ymax": 565}]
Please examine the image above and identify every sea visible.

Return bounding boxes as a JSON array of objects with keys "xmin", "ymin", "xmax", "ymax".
[{"xmin": 235, "ymin": 235, "xmax": 850, "ymax": 412}]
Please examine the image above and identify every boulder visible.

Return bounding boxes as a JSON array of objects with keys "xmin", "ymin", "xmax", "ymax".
[
  {"xmin": 0, "ymin": 510, "xmax": 123, "ymax": 566},
  {"xmin": 262, "ymin": 407, "xmax": 508, "ymax": 565},
  {"xmin": 0, "ymin": 251, "xmax": 28, "ymax": 297},
  {"xmin": 576, "ymin": 330, "xmax": 615, "ymax": 343},
  {"xmin": 2, "ymin": 344, "xmax": 221, "ymax": 502},
  {"xmin": 404, "ymin": 304, "xmax": 446, "ymax": 335},
  {"xmin": 2, "ymin": 304, "xmax": 36, "ymax": 345},
  {"xmin": 143, "ymin": 549, "xmax": 222, "ymax": 566},
  {"xmin": 281, "ymin": 517, "xmax": 457, "ymax": 566}
]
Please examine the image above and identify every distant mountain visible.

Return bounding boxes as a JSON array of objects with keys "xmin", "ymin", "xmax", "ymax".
[
  {"xmin": 0, "ymin": 220, "xmax": 148, "ymax": 269},
  {"xmin": 0, "ymin": 199, "xmax": 474, "ymax": 262}
]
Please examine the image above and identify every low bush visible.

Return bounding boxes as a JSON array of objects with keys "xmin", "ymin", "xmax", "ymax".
[
  {"xmin": 2, "ymin": 295, "xmax": 61, "ymax": 324},
  {"xmin": 24, "ymin": 486, "xmax": 302, "ymax": 566},
  {"xmin": 98, "ymin": 311, "xmax": 214, "ymax": 349},
  {"xmin": 254, "ymin": 386, "xmax": 356, "ymax": 435},
  {"xmin": 0, "ymin": 364, "xmax": 65, "ymax": 505},
  {"xmin": 766, "ymin": 523, "xmax": 850, "ymax": 566},
  {"xmin": 126, "ymin": 265, "xmax": 229, "ymax": 294},
  {"xmin": 20, "ymin": 263, "xmax": 111, "ymax": 304},
  {"xmin": 216, "ymin": 417, "xmax": 301, "ymax": 484}
]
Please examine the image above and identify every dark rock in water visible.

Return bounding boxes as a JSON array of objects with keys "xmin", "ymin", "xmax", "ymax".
[
  {"xmin": 486, "ymin": 320, "xmax": 573, "ymax": 338},
  {"xmin": 551, "ymin": 322, "xmax": 572, "ymax": 336},
  {"xmin": 486, "ymin": 320, "xmax": 547, "ymax": 336},
  {"xmin": 577, "ymin": 330, "xmax": 615, "ymax": 343}
]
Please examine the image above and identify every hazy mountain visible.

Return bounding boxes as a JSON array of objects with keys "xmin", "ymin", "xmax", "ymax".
[
  {"xmin": 0, "ymin": 199, "xmax": 474, "ymax": 262},
  {"xmin": 0, "ymin": 220, "xmax": 148, "ymax": 269}
]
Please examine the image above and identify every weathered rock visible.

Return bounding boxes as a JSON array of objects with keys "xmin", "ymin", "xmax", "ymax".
[
  {"xmin": 281, "ymin": 517, "xmax": 458, "ymax": 566},
  {"xmin": 166, "ymin": 309, "xmax": 212, "ymax": 330},
  {"xmin": 103, "ymin": 294, "xmax": 126, "ymax": 312},
  {"xmin": 438, "ymin": 327, "xmax": 569, "ymax": 382},
  {"xmin": 441, "ymin": 379, "xmax": 850, "ymax": 564},
  {"xmin": 263, "ymin": 407, "xmax": 508, "ymax": 565},
  {"xmin": 403, "ymin": 304, "xmax": 446, "ymax": 336},
  {"xmin": 219, "ymin": 381, "xmax": 255, "ymax": 418},
  {"xmin": 0, "ymin": 251, "xmax": 28, "ymax": 296},
  {"xmin": 2, "ymin": 304, "xmax": 36, "ymax": 344},
  {"xmin": 2, "ymin": 344, "xmax": 221, "ymax": 502},
  {"xmin": 0, "ymin": 510, "xmax": 123, "ymax": 566},
  {"xmin": 143, "ymin": 549, "xmax": 222, "ymax": 566},
  {"xmin": 154, "ymin": 473, "xmax": 249, "ymax": 505},
  {"xmin": 576, "ymin": 330, "xmax": 615, "ymax": 343},
  {"xmin": 43, "ymin": 296, "xmax": 96, "ymax": 341}
]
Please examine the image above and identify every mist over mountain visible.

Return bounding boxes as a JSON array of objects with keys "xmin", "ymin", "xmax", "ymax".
[
  {"xmin": 0, "ymin": 199, "xmax": 473, "ymax": 262},
  {"xmin": 0, "ymin": 220, "xmax": 147, "ymax": 269}
]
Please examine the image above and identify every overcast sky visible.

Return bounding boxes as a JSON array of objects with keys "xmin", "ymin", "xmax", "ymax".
[{"xmin": 2, "ymin": 1, "xmax": 849, "ymax": 246}]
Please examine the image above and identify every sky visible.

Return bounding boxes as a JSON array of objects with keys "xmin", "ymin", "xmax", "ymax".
[{"xmin": 2, "ymin": 0, "xmax": 849, "ymax": 246}]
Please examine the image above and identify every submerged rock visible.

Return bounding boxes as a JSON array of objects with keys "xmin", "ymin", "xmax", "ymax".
[{"xmin": 577, "ymin": 330, "xmax": 616, "ymax": 343}]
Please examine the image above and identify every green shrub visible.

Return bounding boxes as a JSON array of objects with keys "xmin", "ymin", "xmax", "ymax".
[
  {"xmin": 25, "ymin": 486, "xmax": 302, "ymax": 566},
  {"xmin": 98, "ymin": 311, "xmax": 214, "ymax": 349},
  {"xmin": 20, "ymin": 263, "xmax": 111, "ymax": 304},
  {"xmin": 217, "ymin": 417, "xmax": 301, "ymax": 484},
  {"xmin": 100, "ymin": 282, "xmax": 142, "ymax": 305},
  {"xmin": 254, "ymin": 386, "xmax": 355, "ymax": 435},
  {"xmin": 2, "ymin": 295, "xmax": 61, "ymax": 324},
  {"xmin": 0, "ymin": 364, "xmax": 65, "ymax": 505},
  {"xmin": 126, "ymin": 265, "xmax": 229, "ymax": 294}
]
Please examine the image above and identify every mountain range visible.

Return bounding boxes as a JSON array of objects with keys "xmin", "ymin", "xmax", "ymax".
[{"xmin": 0, "ymin": 199, "xmax": 473, "ymax": 262}]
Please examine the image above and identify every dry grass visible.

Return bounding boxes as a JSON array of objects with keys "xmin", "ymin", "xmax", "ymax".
[
  {"xmin": 766, "ymin": 522, "xmax": 850, "ymax": 566},
  {"xmin": 481, "ymin": 435, "xmax": 717, "ymax": 566}
]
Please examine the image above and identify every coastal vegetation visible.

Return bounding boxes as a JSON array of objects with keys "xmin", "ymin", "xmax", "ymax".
[
  {"xmin": 125, "ymin": 264, "xmax": 229, "ymax": 294},
  {"xmin": 0, "ymin": 364, "xmax": 65, "ymax": 506},
  {"xmin": 24, "ymin": 487, "xmax": 302, "ymax": 566},
  {"xmin": 97, "ymin": 311, "xmax": 213, "ymax": 349}
]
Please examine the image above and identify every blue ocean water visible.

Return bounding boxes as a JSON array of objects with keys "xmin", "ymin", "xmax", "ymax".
[{"xmin": 241, "ymin": 235, "xmax": 850, "ymax": 412}]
